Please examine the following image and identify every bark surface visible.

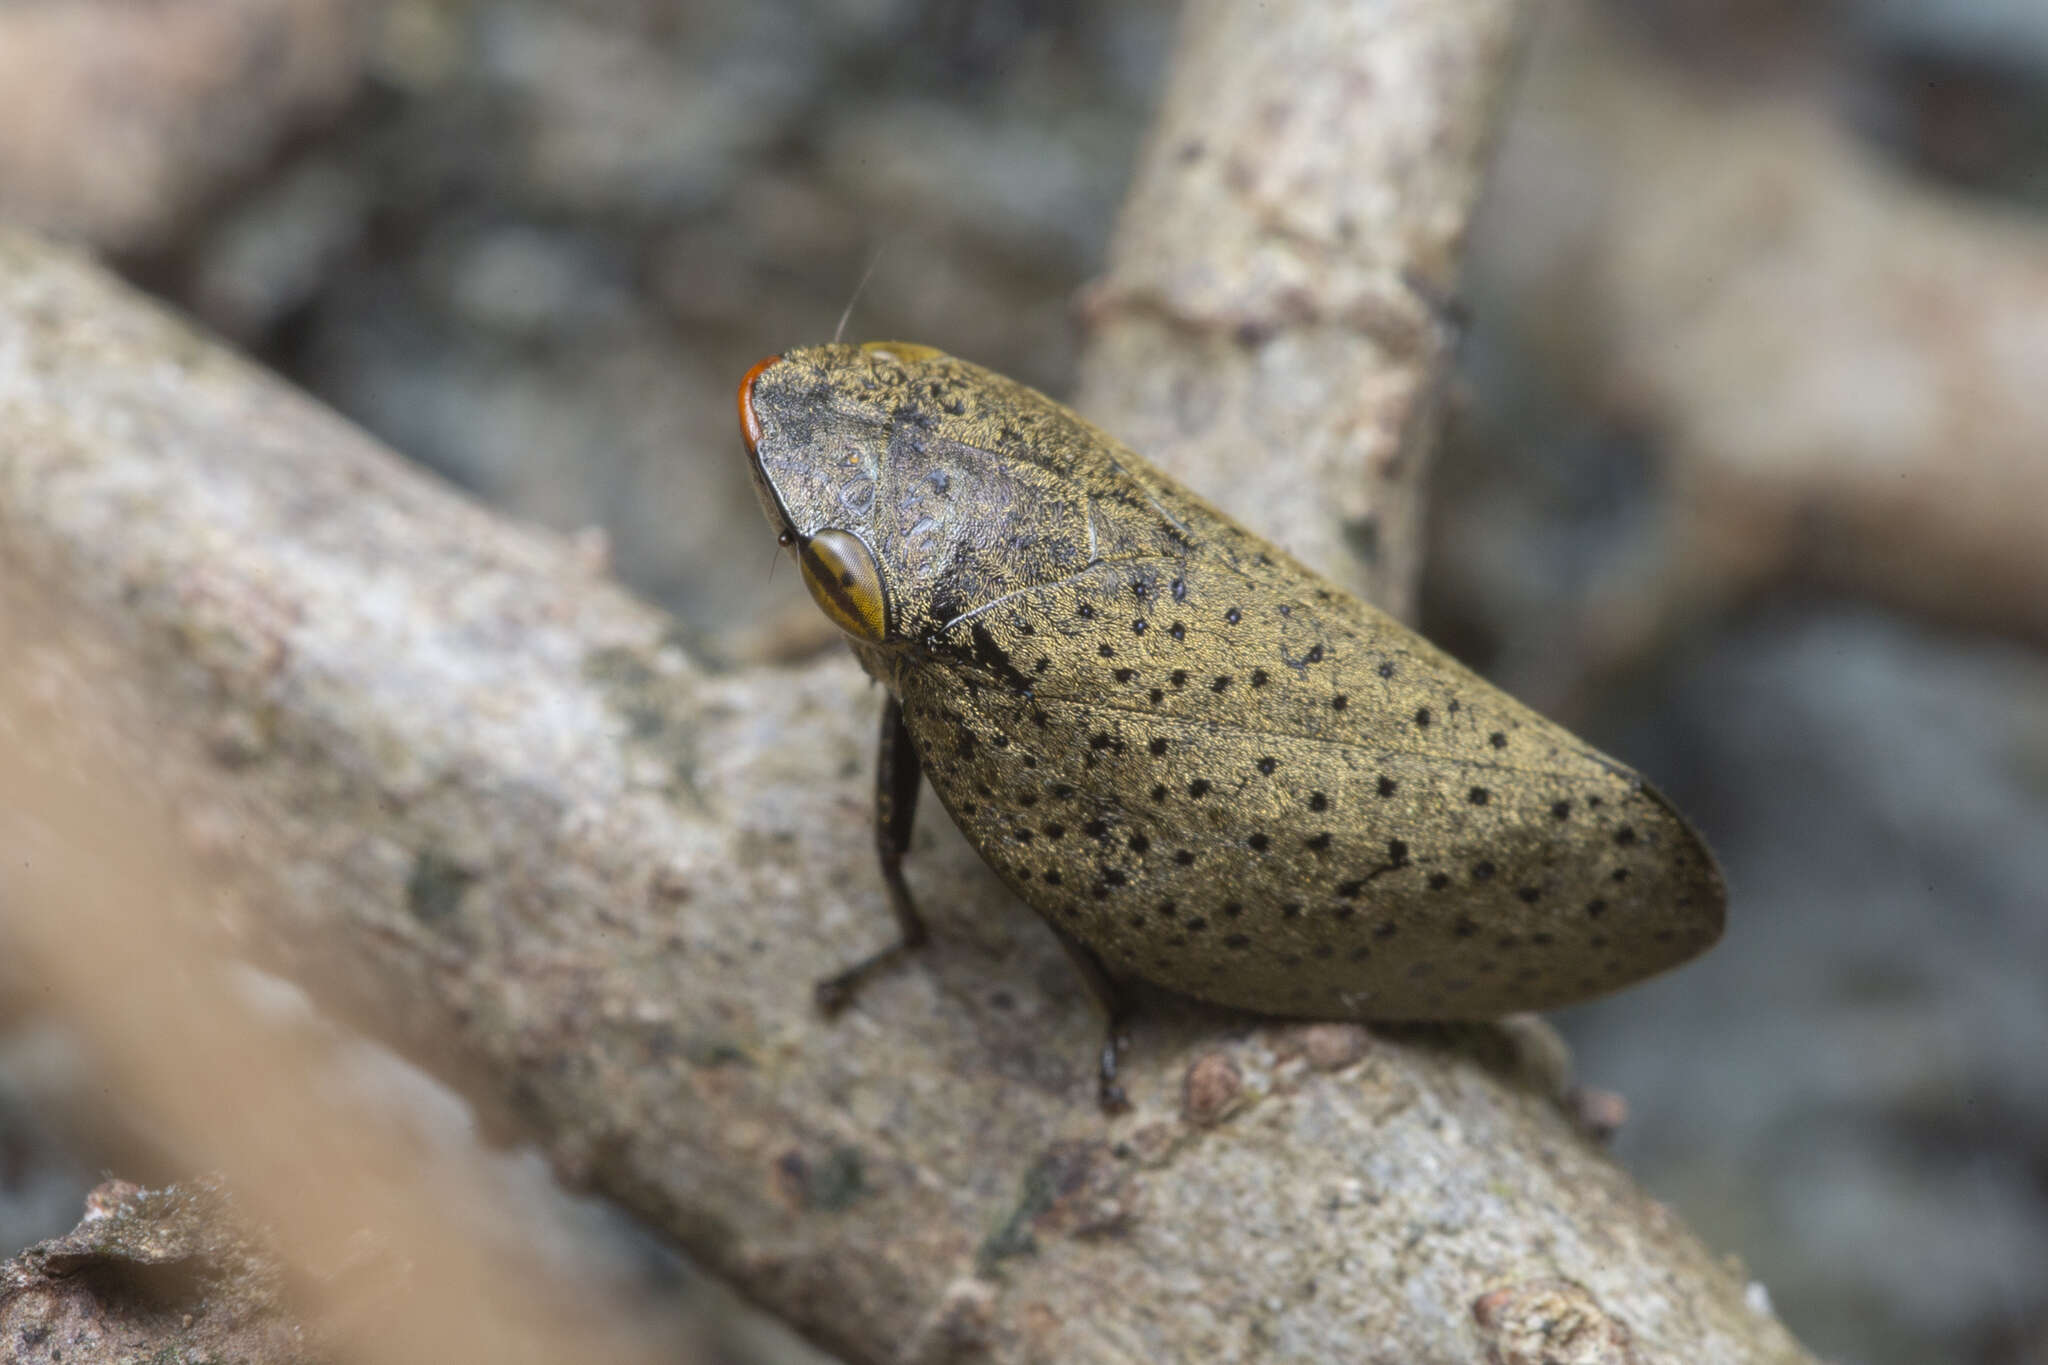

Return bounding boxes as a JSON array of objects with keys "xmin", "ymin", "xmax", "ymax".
[{"xmin": 0, "ymin": 1180, "xmax": 304, "ymax": 1365}]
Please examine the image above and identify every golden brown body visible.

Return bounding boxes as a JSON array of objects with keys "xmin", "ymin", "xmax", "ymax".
[{"xmin": 741, "ymin": 343, "xmax": 1722, "ymax": 1039}]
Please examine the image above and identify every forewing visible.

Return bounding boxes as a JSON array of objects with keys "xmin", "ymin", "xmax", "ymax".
[{"xmin": 899, "ymin": 470, "xmax": 1723, "ymax": 1018}]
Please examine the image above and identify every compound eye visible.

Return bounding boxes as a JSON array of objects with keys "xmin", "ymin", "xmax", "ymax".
[{"xmin": 797, "ymin": 528, "xmax": 889, "ymax": 643}]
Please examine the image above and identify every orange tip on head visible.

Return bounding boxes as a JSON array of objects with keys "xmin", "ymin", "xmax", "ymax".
[{"xmin": 738, "ymin": 354, "xmax": 782, "ymax": 455}]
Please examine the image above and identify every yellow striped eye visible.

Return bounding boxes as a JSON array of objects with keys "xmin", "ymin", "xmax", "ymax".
[{"xmin": 798, "ymin": 528, "xmax": 889, "ymax": 643}]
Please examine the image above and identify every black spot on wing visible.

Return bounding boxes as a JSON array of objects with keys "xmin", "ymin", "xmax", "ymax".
[{"xmin": 969, "ymin": 622, "xmax": 1036, "ymax": 696}]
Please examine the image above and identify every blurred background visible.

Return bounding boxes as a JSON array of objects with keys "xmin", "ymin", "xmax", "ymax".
[{"xmin": 2, "ymin": 1, "xmax": 2045, "ymax": 1361}]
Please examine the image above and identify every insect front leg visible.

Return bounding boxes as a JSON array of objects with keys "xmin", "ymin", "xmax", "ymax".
[
  {"xmin": 815, "ymin": 694, "xmax": 930, "ymax": 1013},
  {"xmin": 1050, "ymin": 927, "xmax": 1136, "ymax": 1115}
]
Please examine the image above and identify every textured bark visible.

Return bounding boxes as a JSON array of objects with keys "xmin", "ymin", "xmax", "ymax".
[
  {"xmin": 0, "ymin": 1180, "xmax": 309, "ymax": 1365},
  {"xmin": 1073, "ymin": 0, "xmax": 1513, "ymax": 620},
  {"xmin": 0, "ymin": 3, "xmax": 1817, "ymax": 1362}
]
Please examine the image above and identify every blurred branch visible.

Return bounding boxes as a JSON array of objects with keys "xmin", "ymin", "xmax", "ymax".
[
  {"xmin": 0, "ymin": 4, "xmax": 1816, "ymax": 1363},
  {"xmin": 0, "ymin": 578, "xmax": 690, "ymax": 1365},
  {"xmin": 0, "ymin": 0, "xmax": 370, "ymax": 253},
  {"xmin": 1472, "ymin": 2, "xmax": 2048, "ymax": 709}
]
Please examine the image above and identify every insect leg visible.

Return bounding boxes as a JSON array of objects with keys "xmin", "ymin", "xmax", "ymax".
[
  {"xmin": 815, "ymin": 695, "xmax": 929, "ymax": 1014},
  {"xmin": 1051, "ymin": 927, "xmax": 1136, "ymax": 1115}
]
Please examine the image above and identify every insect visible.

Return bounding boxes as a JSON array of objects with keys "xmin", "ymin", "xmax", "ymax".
[{"xmin": 739, "ymin": 342, "xmax": 1724, "ymax": 1110}]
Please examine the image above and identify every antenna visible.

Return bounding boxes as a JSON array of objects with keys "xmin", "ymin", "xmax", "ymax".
[{"xmin": 833, "ymin": 246, "xmax": 885, "ymax": 345}]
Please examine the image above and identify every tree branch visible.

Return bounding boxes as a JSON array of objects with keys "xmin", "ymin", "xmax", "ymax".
[
  {"xmin": 0, "ymin": 3, "xmax": 1815, "ymax": 1360},
  {"xmin": 1075, "ymin": 0, "xmax": 1520, "ymax": 619}
]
